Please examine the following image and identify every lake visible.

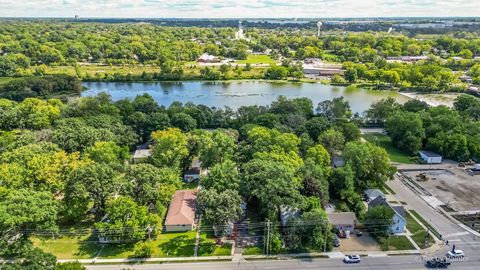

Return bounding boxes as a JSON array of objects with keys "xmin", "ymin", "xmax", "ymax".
[{"xmin": 81, "ymin": 81, "xmax": 411, "ymax": 113}]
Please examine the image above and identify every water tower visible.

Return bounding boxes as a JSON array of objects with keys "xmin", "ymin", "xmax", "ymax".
[{"xmin": 317, "ymin": 21, "xmax": 323, "ymax": 37}]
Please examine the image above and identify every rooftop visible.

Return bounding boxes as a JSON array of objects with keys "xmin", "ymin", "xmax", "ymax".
[
  {"xmin": 164, "ymin": 190, "xmax": 197, "ymax": 226},
  {"xmin": 419, "ymin": 150, "xmax": 442, "ymax": 158},
  {"xmin": 133, "ymin": 149, "xmax": 151, "ymax": 159},
  {"xmin": 327, "ymin": 212, "xmax": 357, "ymax": 225},
  {"xmin": 364, "ymin": 189, "xmax": 385, "ymax": 200}
]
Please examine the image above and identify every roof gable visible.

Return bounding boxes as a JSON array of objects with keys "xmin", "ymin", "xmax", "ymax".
[{"xmin": 164, "ymin": 190, "xmax": 197, "ymax": 225}]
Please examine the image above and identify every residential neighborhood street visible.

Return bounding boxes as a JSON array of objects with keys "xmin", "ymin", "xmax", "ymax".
[{"xmin": 86, "ymin": 255, "xmax": 480, "ymax": 270}]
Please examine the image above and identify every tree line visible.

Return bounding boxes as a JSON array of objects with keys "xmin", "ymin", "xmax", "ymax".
[{"xmin": 1, "ymin": 93, "xmax": 397, "ymax": 265}]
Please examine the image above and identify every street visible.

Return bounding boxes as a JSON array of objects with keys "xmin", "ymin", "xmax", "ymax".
[{"xmin": 86, "ymin": 255, "xmax": 480, "ymax": 270}]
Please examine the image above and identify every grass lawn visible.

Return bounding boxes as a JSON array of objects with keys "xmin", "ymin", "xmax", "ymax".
[
  {"xmin": 406, "ymin": 213, "xmax": 424, "ymax": 234},
  {"xmin": 363, "ymin": 133, "xmax": 414, "ymax": 164},
  {"xmin": 32, "ymin": 229, "xmax": 232, "ymax": 259},
  {"xmin": 406, "ymin": 212, "xmax": 435, "ymax": 249},
  {"xmin": 410, "ymin": 210, "xmax": 441, "ymax": 239},
  {"xmin": 0, "ymin": 77, "xmax": 15, "ymax": 85},
  {"xmin": 32, "ymin": 235, "xmax": 101, "ymax": 259},
  {"xmin": 243, "ymin": 246, "xmax": 263, "ymax": 255},
  {"xmin": 411, "ymin": 230, "xmax": 434, "ymax": 249},
  {"xmin": 235, "ymin": 54, "xmax": 275, "ymax": 65},
  {"xmin": 378, "ymin": 235, "xmax": 416, "ymax": 251}
]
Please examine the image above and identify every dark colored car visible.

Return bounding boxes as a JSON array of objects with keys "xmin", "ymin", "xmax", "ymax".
[
  {"xmin": 426, "ymin": 258, "xmax": 450, "ymax": 268},
  {"xmin": 333, "ymin": 235, "xmax": 340, "ymax": 247}
]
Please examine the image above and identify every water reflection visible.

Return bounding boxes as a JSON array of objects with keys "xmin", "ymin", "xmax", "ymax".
[{"xmin": 81, "ymin": 81, "xmax": 411, "ymax": 113}]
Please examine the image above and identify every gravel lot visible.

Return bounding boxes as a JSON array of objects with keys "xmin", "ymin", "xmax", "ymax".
[{"xmin": 403, "ymin": 167, "xmax": 480, "ymax": 212}]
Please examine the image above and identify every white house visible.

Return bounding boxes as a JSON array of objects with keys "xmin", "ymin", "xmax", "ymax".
[
  {"xmin": 368, "ymin": 196, "xmax": 406, "ymax": 234},
  {"xmin": 419, "ymin": 150, "xmax": 443, "ymax": 164},
  {"xmin": 132, "ymin": 149, "xmax": 151, "ymax": 164},
  {"xmin": 184, "ymin": 158, "xmax": 207, "ymax": 182},
  {"xmin": 197, "ymin": 53, "xmax": 220, "ymax": 63}
]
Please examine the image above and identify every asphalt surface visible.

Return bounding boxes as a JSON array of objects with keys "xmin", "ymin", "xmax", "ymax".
[{"xmin": 86, "ymin": 255, "xmax": 480, "ymax": 270}]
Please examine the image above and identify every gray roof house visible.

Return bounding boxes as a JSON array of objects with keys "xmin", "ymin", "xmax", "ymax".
[
  {"xmin": 368, "ymin": 196, "xmax": 407, "ymax": 234},
  {"xmin": 364, "ymin": 189, "xmax": 385, "ymax": 202}
]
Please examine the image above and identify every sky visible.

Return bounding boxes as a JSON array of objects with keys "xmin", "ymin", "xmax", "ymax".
[{"xmin": 0, "ymin": 0, "xmax": 479, "ymax": 18}]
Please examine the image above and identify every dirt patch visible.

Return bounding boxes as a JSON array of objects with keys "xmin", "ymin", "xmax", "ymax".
[
  {"xmin": 452, "ymin": 214, "xmax": 480, "ymax": 233},
  {"xmin": 338, "ymin": 233, "xmax": 381, "ymax": 252},
  {"xmin": 403, "ymin": 167, "xmax": 480, "ymax": 212}
]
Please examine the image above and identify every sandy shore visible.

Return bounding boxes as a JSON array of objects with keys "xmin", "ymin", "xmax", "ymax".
[{"xmin": 399, "ymin": 92, "xmax": 460, "ymax": 107}]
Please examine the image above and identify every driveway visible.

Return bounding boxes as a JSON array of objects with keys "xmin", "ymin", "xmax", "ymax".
[{"xmin": 338, "ymin": 234, "xmax": 381, "ymax": 252}]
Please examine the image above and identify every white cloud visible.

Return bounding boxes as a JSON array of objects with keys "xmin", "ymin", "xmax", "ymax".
[{"xmin": 0, "ymin": 0, "xmax": 478, "ymax": 18}]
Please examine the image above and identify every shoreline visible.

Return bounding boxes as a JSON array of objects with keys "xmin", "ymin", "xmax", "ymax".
[{"xmin": 398, "ymin": 92, "xmax": 460, "ymax": 107}]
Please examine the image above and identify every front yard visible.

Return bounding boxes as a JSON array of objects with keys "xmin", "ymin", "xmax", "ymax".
[
  {"xmin": 32, "ymin": 230, "xmax": 231, "ymax": 259},
  {"xmin": 406, "ymin": 212, "xmax": 435, "ymax": 249},
  {"xmin": 378, "ymin": 235, "xmax": 416, "ymax": 251}
]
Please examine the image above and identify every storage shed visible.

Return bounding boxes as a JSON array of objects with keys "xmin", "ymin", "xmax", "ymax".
[{"xmin": 419, "ymin": 150, "xmax": 442, "ymax": 164}]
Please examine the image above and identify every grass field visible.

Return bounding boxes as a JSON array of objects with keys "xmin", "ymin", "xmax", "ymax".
[
  {"xmin": 235, "ymin": 54, "xmax": 275, "ymax": 65},
  {"xmin": 378, "ymin": 235, "xmax": 416, "ymax": 251},
  {"xmin": 32, "ymin": 230, "xmax": 231, "ymax": 259},
  {"xmin": 363, "ymin": 133, "xmax": 414, "ymax": 164}
]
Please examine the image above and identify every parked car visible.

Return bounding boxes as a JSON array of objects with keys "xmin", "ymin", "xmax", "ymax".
[
  {"xmin": 426, "ymin": 258, "xmax": 450, "ymax": 268},
  {"xmin": 333, "ymin": 235, "xmax": 340, "ymax": 247},
  {"xmin": 447, "ymin": 249, "xmax": 464, "ymax": 258},
  {"xmin": 355, "ymin": 230, "xmax": 363, "ymax": 237},
  {"xmin": 343, "ymin": 255, "xmax": 361, "ymax": 263}
]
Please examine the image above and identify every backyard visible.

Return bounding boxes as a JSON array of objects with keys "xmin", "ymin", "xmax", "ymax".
[{"xmin": 363, "ymin": 133, "xmax": 414, "ymax": 164}]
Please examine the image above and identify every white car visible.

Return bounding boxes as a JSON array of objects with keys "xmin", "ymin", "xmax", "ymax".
[
  {"xmin": 447, "ymin": 249, "xmax": 464, "ymax": 258},
  {"xmin": 343, "ymin": 255, "xmax": 361, "ymax": 263}
]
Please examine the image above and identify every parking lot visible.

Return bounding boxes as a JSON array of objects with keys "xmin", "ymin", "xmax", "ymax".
[{"xmin": 402, "ymin": 166, "xmax": 480, "ymax": 212}]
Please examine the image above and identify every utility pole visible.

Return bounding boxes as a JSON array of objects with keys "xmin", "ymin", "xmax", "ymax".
[
  {"xmin": 266, "ymin": 219, "xmax": 271, "ymax": 258},
  {"xmin": 323, "ymin": 221, "xmax": 328, "ymax": 252}
]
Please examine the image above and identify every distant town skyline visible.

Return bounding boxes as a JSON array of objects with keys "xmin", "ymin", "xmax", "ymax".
[{"xmin": 1, "ymin": 0, "xmax": 479, "ymax": 18}]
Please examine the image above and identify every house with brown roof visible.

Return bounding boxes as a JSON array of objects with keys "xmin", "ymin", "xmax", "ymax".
[{"xmin": 164, "ymin": 190, "xmax": 197, "ymax": 232}]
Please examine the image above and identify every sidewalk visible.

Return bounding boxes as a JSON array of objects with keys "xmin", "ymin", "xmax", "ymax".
[
  {"xmin": 51, "ymin": 249, "xmax": 424, "ymax": 265},
  {"xmin": 57, "ymin": 256, "xmax": 233, "ymax": 264}
]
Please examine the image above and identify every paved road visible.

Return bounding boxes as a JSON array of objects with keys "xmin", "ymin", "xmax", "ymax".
[
  {"xmin": 86, "ymin": 255, "xmax": 479, "ymax": 270},
  {"xmin": 387, "ymin": 176, "xmax": 480, "ymax": 259}
]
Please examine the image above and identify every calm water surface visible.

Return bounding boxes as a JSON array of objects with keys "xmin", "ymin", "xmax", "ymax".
[{"xmin": 82, "ymin": 81, "xmax": 411, "ymax": 113}]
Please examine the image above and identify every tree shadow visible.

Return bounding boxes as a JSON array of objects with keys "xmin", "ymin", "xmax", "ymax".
[
  {"xmin": 77, "ymin": 235, "xmax": 102, "ymax": 258},
  {"xmin": 159, "ymin": 235, "xmax": 195, "ymax": 257}
]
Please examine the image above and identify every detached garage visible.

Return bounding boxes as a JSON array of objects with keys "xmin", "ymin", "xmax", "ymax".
[{"xmin": 419, "ymin": 150, "xmax": 443, "ymax": 164}]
